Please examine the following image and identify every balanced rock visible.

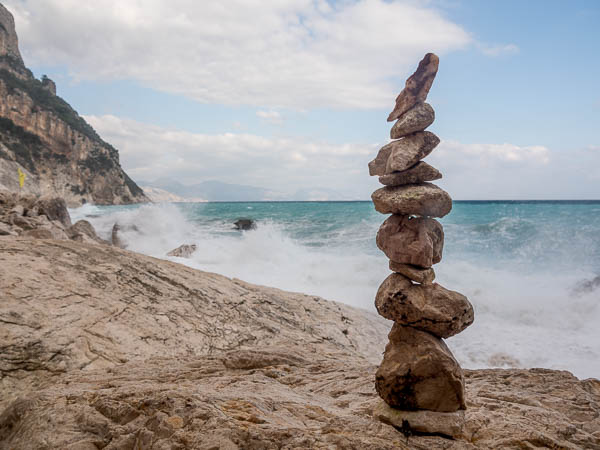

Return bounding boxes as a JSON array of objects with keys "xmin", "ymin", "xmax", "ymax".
[
  {"xmin": 375, "ymin": 273, "xmax": 474, "ymax": 338},
  {"xmin": 377, "ymin": 215, "xmax": 443, "ymax": 268},
  {"xmin": 386, "ymin": 131, "xmax": 439, "ymax": 173},
  {"xmin": 379, "ymin": 161, "xmax": 441, "ymax": 187},
  {"xmin": 374, "ymin": 401, "xmax": 465, "ymax": 439},
  {"xmin": 375, "ymin": 324, "xmax": 466, "ymax": 412},
  {"xmin": 389, "ymin": 260, "xmax": 435, "ymax": 284},
  {"xmin": 372, "ymin": 183, "xmax": 452, "ymax": 217},
  {"xmin": 387, "ymin": 53, "xmax": 439, "ymax": 122},
  {"xmin": 368, "ymin": 132, "xmax": 439, "ymax": 176},
  {"xmin": 390, "ymin": 103, "xmax": 435, "ymax": 139}
]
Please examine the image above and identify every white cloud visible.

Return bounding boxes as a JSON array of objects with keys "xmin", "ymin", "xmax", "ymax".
[
  {"xmin": 434, "ymin": 140, "xmax": 550, "ymax": 165},
  {"xmin": 478, "ymin": 43, "xmax": 519, "ymax": 57},
  {"xmin": 6, "ymin": 0, "xmax": 471, "ymax": 109},
  {"xmin": 256, "ymin": 110, "xmax": 283, "ymax": 125},
  {"xmin": 85, "ymin": 114, "xmax": 379, "ymax": 198},
  {"xmin": 84, "ymin": 115, "xmax": 600, "ymax": 199}
]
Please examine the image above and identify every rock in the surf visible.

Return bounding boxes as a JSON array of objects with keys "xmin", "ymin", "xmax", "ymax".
[
  {"xmin": 377, "ymin": 215, "xmax": 443, "ymax": 268},
  {"xmin": 371, "ymin": 183, "xmax": 452, "ymax": 218},
  {"xmin": 234, "ymin": 218, "xmax": 256, "ymax": 230},
  {"xmin": 389, "ymin": 260, "xmax": 435, "ymax": 284},
  {"xmin": 379, "ymin": 161, "xmax": 441, "ymax": 187},
  {"xmin": 375, "ymin": 323, "xmax": 466, "ymax": 412},
  {"xmin": 167, "ymin": 244, "xmax": 197, "ymax": 258},
  {"xmin": 390, "ymin": 103, "xmax": 435, "ymax": 139},
  {"xmin": 386, "ymin": 131, "xmax": 440, "ymax": 173},
  {"xmin": 375, "ymin": 273, "xmax": 474, "ymax": 338},
  {"xmin": 387, "ymin": 53, "xmax": 439, "ymax": 122}
]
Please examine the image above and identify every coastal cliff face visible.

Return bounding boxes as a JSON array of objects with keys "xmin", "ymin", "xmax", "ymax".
[
  {"xmin": 1, "ymin": 237, "xmax": 599, "ymax": 449},
  {"xmin": 0, "ymin": 3, "xmax": 148, "ymax": 206}
]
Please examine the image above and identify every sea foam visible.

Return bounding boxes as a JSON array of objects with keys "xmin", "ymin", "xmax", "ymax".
[{"xmin": 70, "ymin": 201, "xmax": 600, "ymax": 379}]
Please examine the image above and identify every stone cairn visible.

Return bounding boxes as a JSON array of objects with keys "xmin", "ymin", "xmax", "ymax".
[{"xmin": 369, "ymin": 53, "xmax": 474, "ymax": 437}]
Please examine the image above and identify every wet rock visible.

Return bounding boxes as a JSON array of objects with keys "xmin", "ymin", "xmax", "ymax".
[
  {"xmin": 379, "ymin": 162, "xmax": 441, "ymax": 187},
  {"xmin": 34, "ymin": 197, "xmax": 71, "ymax": 228},
  {"xmin": 371, "ymin": 183, "xmax": 452, "ymax": 218},
  {"xmin": 376, "ymin": 215, "xmax": 443, "ymax": 268},
  {"xmin": 111, "ymin": 223, "xmax": 124, "ymax": 248},
  {"xmin": 386, "ymin": 131, "xmax": 440, "ymax": 173},
  {"xmin": 234, "ymin": 218, "xmax": 256, "ymax": 230},
  {"xmin": 167, "ymin": 244, "xmax": 197, "ymax": 258},
  {"xmin": 374, "ymin": 401, "xmax": 465, "ymax": 439},
  {"xmin": 110, "ymin": 223, "xmax": 139, "ymax": 248},
  {"xmin": 67, "ymin": 220, "xmax": 104, "ymax": 244},
  {"xmin": 375, "ymin": 324, "xmax": 465, "ymax": 412},
  {"xmin": 375, "ymin": 273, "xmax": 474, "ymax": 338},
  {"xmin": 390, "ymin": 103, "xmax": 435, "ymax": 139},
  {"xmin": 387, "ymin": 53, "xmax": 439, "ymax": 122},
  {"xmin": 389, "ymin": 261, "xmax": 435, "ymax": 284}
]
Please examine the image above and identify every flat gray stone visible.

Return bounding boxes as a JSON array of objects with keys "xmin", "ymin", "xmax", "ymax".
[
  {"xmin": 371, "ymin": 183, "xmax": 452, "ymax": 218},
  {"xmin": 379, "ymin": 162, "xmax": 441, "ymax": 187},
  {"xmin": 390, "ymin": 103, "xmax": 435, "ymax": 139}
]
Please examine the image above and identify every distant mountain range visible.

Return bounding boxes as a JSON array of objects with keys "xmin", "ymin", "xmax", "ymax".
[{"xmin": 139, "ymin": 178, "xmax": 355, "ymax": 202}]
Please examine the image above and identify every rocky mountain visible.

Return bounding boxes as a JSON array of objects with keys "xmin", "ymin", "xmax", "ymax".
[{"xmin": 0, "ymin": 3, "xmax": 148, "ymax": 206}]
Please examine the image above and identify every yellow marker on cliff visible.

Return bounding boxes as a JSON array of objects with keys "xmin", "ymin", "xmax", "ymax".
[{"xmin": 18, "ymin": 167, "xmax": 26, "ymax": 188}]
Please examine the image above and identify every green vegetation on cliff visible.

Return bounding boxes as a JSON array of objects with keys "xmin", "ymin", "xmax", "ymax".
[{"xmin": 0, "ymin": 67, "xmax": 106, "ymax": 144}]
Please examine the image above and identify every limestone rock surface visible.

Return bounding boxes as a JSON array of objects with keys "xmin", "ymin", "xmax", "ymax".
[
  {"xmin": 376, "ymin": 214, "xmax": 443, "ymax": 268},
  {"xmin": 390, "ymin": 103, "xmax": 435, "ymax": 139},
  {"xmin": 389, "ymin": 261, "xmax": 435, "ymax": 284},
  {"xmin": 372, "ymin": 183, "xmax": 452, "ymax": 218},
  {"xmin": 379, "ymin": 162, "xmax": 442, "ymax": 187},
  {"xmin": 375, "ymin": 324, "xmax": 466, "ymax": 412},
  {"xmin": 1, "ymin": 238, "xmax": 599, "ymax": 449},
  {"xmin": 375, "ymin": 273, "xmax": 474, "ymax": 338},
  {"xmin": 0, "ymin": 238, "xmax": 389, "ymax": 413},
  {"xmin": 388, "ymin": 53, "xmax": 439, "ymax": 122}
]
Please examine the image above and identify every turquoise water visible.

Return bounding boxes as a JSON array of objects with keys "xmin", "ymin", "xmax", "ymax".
[{"xmin": 71, "ymin": 200, "xmax": 600, "ymax": 378}]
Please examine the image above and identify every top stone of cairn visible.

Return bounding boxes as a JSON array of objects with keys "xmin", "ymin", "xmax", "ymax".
[{"xmin": 387, "ymin": 53, "xmax": 439, "ymax": 122}]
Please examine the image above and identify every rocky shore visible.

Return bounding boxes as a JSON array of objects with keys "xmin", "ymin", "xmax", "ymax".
[{"xmin": 0, "ymin": 193, "xmax": 599, "ymax": 448}]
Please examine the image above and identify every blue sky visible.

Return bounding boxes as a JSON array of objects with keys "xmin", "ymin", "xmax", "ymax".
[{"xmin": 5, "ymin": 0, "xmax": 600, "ymax": 199}]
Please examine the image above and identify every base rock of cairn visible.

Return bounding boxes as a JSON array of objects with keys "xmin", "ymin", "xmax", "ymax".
[{"xmin": 368, "ymin": 53, "xmax": 474, "ymax": 436}]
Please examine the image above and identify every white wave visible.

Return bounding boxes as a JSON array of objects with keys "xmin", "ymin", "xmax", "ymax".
[{"xmin": 75, "ymin": 202, "xmax": 600, "ymax": 379}]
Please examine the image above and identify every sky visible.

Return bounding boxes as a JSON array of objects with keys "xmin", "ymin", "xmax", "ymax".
[{"xmin": 4, "ymin": 0, "xmax": 600, "ymax": 199}]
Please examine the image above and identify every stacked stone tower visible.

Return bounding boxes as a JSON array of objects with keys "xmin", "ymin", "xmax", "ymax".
[{"xmin": 369, "ymin": 53, "xmax": 474, "ymax": 436}]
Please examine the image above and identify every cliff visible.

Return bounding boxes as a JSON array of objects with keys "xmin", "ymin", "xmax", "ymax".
[
  {"xmin": 1, "ymin": 236, "xmax": 599, "ymax": 449},
  {"xmin": 0, "ymin": 3, "xmax": 148, "ymax": 206}
]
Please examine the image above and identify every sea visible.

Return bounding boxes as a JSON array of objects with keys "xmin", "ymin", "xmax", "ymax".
[{"xmin": 70, "ymin": 200, "xmax": 600, "ymax": 380}]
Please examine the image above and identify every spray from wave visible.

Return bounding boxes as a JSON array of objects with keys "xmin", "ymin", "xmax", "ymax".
[{"xmin": 70, "ymin": 201, "xmax": 600, "ymax": 379}]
